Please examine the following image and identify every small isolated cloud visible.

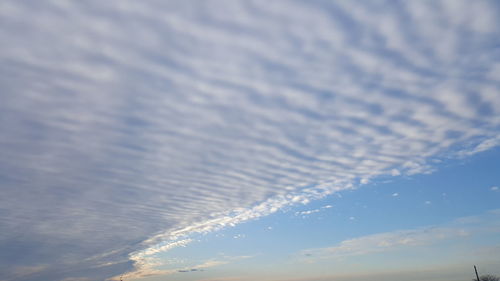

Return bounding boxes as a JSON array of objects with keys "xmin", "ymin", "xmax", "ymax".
[
  {"xmin": 391, "ymin": 169, "xmax": 401, "ymax": 177},
  {"xmin": 197, "ymin": 260, "xmax": 230, "ymax": 269},
  {"xmin": 296, "ymin": 206, "xmax": 332, "ymax": 217},
  {"xmin": 425, "ymin": 201, "xmax": 432, "ymax": 205},
  {"xmin": 360, "ymin": 178, "xmax": 370, "ymax": 185},
  {"xmin": 178, "ymin": 268, "xmax": 203, "ymax": 273},
  {"xmin": 392, "ymin": 193, "xmax": 399, "ymax": 197},
  {"xmin": 349, "ymin": 217, "xmax": 356, "ymax": 221},
  {"xmin": 296, "ymin": 209, "xmax": 320, "ymax": 216},
  {"xmin": 491, "ymin": 186, "xmax": 499, "ymax": 191}
]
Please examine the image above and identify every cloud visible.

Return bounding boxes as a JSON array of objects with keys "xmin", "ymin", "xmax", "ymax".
[
  {"xmin": 296, "ymin": 205, "xmax": 333, "ymax": 217},
  {"xmin": 118, "ymin": 256, "xmax": 248, "ymax": 280},
  {"xmin": 296, "ymin": 209, "xmax": 320, "ymax": 216},
  {"xmin": 391, "ymin": 169, "xmax": 401, "ymax": 176},
  {"xmin": 322, "ymin": 227, "xmax": 466, "ymax": 257},
  {"xmin": 0, "ymin": 0, "xmax": 499, "ymax": 280},
  {"xmin": 392, "ymin": 193, "xmax": 399, "ymax": 197},
  {"xmin": 125, "ymin": 238, "xmax": 193, "ymax": 277},
  {"xmin": 299, "ymin": 209, "xmax": 500, "ymax": 261},
  {"xmin": 491, "ymin": 186, "xmax": 499, "ymax": 191}
]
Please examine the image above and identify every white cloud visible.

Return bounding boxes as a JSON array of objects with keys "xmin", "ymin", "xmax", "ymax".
[
  {"xmin": 0, "ymin": 0, "xmax": 499, "ymax": 280},
  {"xmin": 296, "ymin": 209, "xmax": 320, "ymax": 216},
  {"xmin": 132, "ymin": 239, "xmax": 192, "ymax": 261},
  {"xmin": 117, "ymin": 255, "xmax": 251, "ymax": 280},
  {"xmin": 391, "ymin": 169, "xmax": 401, "ymax": 176},
  {"xmin": 458, "ymin": 137, "xmax": 500, "ymax": 157},
  {"xmin": 299, "ymin": 210, "xmax": 500, "ymax": 262},
  {"xmin": 392, "ymin": 193, "xmax": 399, "ymax": 197},
  {"xmin": 308, "ymin": 227, "xmax": 465, "ymax": 258},
  {"xmin": 491, "ymin": 186, "xmax": 499, "ymax": 191},
  {"xmin": 296, "ymin": 205, "xmax": 333, "ymax": 217}
]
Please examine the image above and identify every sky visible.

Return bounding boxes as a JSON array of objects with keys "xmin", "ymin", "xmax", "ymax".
[{"xmin": 0, "ymin": 1, "xmax": 499, "ymax": 281}]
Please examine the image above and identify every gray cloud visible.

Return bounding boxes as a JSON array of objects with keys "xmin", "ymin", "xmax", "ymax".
[{"xmin": 0, "ymin": 0, "xmax": 499, "ymax": 280}]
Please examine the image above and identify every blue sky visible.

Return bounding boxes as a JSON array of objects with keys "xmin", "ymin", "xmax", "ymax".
[
  {"xmin": 0, "ymin": 1, "xmax": 499, "ymax": 281},
  {"xmin": 132, "ymin": 149, "xmax": 500, "ymax": 281}
]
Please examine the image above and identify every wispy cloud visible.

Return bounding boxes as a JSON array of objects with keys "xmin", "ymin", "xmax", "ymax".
[
  {"xmin": 301, "ymin": 227, "xmax": 468, "ymax": 259},
  {"xmin": 299, "ymin": 209, "xmax": 500, "ymax": 261},
  {"xmin": 117, "ymin": 255, "xmax": 250, "ymax": 280},
  {"xmin": 296, "ymin": 209, "xmax": 320, "ymax": 216},
  {"xmin": 0, "ymin": 0, "xmax": 499, "ymax": 280}
]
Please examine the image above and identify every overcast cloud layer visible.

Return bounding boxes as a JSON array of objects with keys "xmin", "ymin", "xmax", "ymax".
[{"xmin": 1, "ymin": 1, "xmax": 500, "ymax": 280}]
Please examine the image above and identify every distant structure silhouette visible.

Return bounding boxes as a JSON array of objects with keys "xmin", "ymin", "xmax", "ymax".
[
  {"xmin": 473, "ymin": 275, "xmax": 500, "ymax": 281},
  {"xmin": 473, "ymin": 266, "xmax": 499, "ymax": 281}
]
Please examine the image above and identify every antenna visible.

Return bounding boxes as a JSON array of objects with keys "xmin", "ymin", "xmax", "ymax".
[{"xmin": 474, "ymin": 265, "xmax": 480, "ymax": 281}]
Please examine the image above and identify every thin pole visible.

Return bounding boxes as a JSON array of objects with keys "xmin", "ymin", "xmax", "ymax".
[{"xmin": 474, "ymin": 265, "xmax": 480, "ymax": 281}]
